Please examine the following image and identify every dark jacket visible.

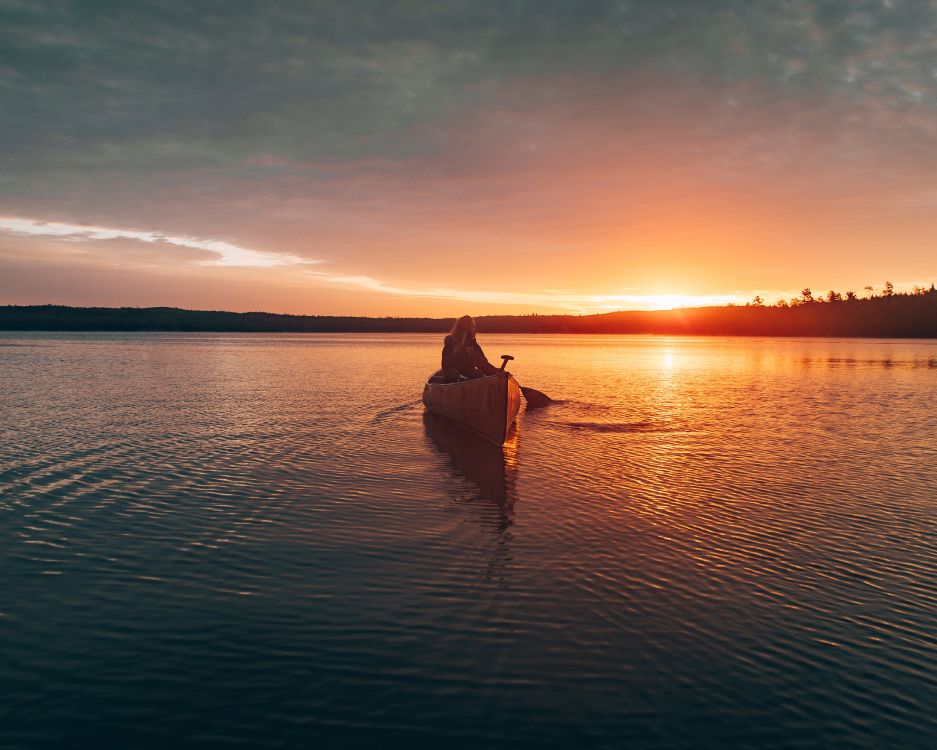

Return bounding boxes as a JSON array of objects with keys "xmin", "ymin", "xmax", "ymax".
[{"xmin": 441, "ymin": 337, "xmax": 498, "ymax": 382}]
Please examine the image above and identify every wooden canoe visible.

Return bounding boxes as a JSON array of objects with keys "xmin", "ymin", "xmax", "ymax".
[{"xmin": 422, "ymin": 371, "xmax": 522, "ymax": 445}]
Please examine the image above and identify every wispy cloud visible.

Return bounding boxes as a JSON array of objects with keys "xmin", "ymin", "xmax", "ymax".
[
  {"xmin": 0, "ymin": 216, "xmax": 313, "ymax": 268},
  {"xmin": 1, "ymin": 214, "xmax": 750, "ymax": 311},
  {"xmin": 310, "ymin": 271, "xmax": 747, "ymax": 313}
]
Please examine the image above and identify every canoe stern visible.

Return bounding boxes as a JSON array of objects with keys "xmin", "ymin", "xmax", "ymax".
[{"xmin": 422, "ymin": 371, "xmax": 521, "ymax": 445}]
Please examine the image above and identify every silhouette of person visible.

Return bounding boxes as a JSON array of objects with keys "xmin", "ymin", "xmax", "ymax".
[{"xmin": 441, "ymin": 315, "xmax": 500, "ymax": 382}]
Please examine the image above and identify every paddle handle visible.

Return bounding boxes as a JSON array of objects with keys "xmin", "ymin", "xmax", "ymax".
[{"xmin": 499, "ymin": 354, "xmax": 514, "ymax": 371}]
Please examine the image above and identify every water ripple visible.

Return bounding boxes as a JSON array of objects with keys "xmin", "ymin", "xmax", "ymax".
[{"xmin": 1, "ymin": 333, "xmax": 936, "ymax": 748}]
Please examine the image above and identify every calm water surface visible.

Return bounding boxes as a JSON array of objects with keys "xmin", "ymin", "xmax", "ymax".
[{"xmin": 2, "ymin": 333, "xmax": 936, "ymax": 748}]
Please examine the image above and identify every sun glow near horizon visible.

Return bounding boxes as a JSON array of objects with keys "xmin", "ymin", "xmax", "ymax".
[
  {"xmin": 596, "ymin": 293, "xmax": 745, "ymax": 312},
  {"xmin": 0, "ymin": 214, "xmax": 768, "ymax": 315},
  {"xmin": 0, "ymin": 214, "xmax": 919, "ymax": 318}
]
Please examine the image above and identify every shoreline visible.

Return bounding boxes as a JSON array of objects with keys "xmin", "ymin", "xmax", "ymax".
[{"xmin": 3, "ymin": 299, "xmax": 937, "ymax": 338}]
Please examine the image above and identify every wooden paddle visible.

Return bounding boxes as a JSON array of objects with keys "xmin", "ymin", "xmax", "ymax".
[{"xmin": 500, "ymin": 355, "xmax": 552, "ymax": 409}]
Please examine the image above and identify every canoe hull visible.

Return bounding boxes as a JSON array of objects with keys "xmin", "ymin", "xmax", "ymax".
[{"xmin": 422, "ymin": 372, "xmax": 522, "ymax": 445}]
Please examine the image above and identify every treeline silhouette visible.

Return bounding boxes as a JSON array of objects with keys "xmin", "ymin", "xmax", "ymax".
[
  {"xmin": 3, "ymin": 285, "xmax": 937, "ymax": 337},
  {"xmin": 0, "ymin": 305, "xmax": 451, "ymax": 333}
]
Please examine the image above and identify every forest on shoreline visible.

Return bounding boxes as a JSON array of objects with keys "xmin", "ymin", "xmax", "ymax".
[{"xmin": 3, "ymin": 285, "xmax": 937, "ymax": 337}]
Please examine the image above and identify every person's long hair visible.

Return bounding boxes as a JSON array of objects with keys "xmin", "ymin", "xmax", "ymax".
[{"xmin": 445, "ymin": 315, "xmax": 475, "ymax": 353}]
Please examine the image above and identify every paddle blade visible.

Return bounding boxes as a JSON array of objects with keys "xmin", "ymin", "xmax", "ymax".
[{"xmin": 521, "ymin": 386, "xmax": 551, "ymax": 409}]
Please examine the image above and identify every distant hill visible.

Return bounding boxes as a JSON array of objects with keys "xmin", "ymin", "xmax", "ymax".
[{"xmin": 2, "ymin": 293, "xmax": 937, "ymax": 337}]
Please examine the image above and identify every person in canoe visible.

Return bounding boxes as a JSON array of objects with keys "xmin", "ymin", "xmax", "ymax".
[{"xmin": 441, "ymin": 315, "xmax": 500, "ymax": 382}]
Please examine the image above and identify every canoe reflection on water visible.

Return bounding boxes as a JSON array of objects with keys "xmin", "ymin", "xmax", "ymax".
[{"xmin": 422, "ymin": 411, "xmax": 519, "ymax": 536}]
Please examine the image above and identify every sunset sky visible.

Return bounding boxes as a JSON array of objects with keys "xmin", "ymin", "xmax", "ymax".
[{"xmin": 2, "ymin": 1, "xmax": 936, "ymax": 315}]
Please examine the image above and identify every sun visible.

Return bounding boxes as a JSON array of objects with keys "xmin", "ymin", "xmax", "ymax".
[
  {"xmin": 638, "ymin": 294, "xmax": 700, "ymax": 310},
  {"xmin": 575, "ymin": 291, "xmax": 747, "ymax": 313}
]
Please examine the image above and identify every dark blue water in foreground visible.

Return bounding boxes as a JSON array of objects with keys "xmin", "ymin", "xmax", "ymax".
[{"xmin": 2, "ymin": 333, "xmax": 936, "ymax": 749}]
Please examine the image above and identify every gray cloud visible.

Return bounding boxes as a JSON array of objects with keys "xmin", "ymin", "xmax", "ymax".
[{"xmin": 3, "ymin": 0, "xmax": 936, "ymax": 188}]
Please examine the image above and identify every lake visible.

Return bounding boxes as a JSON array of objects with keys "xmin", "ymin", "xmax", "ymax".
[{"xmin": 2, "ymin": 332, "xmax": 936, "ymax": 749}]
